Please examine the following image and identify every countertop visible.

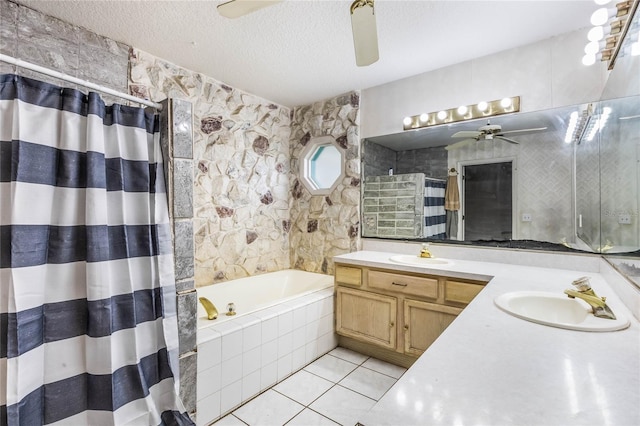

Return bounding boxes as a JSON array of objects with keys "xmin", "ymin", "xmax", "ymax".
[{"xmin": 334, "ymin": 251, "xmax": 640, "ymax": 426}]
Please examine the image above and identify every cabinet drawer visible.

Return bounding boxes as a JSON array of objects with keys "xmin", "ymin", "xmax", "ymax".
[
  {"xmin": 368, "ymin": 270, "xmax": 438, "ymax": 299},
  {"xmin": 335, "ymin": 265, "xmax": 362, "ymax": 287},
  {"xmin": 445, "ymin": 280, "xmax": 485, "ymax": 305}
]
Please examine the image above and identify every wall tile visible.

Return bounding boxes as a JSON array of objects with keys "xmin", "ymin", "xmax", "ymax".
[
  {"xmin": 174, "ymin": 220, "xmax": 194, "ymax": 280},
  {"xmin": 179, "ymin": 352, "xmax": 197, "ymax": 414},
  {"xmin": 171, "ymin": 98, "xmax": 193, "ymax": 159},
  {"xmin": 176, "ymin": 279, "xmax": 195, "ymax": 293},
  {"xmin": 178, "ymin": 291, "xmax": 197, "ymax": 354},
  {"xmin": 173, "ymin": 159, "xmax": 194, "ymax": 218},
  {"xmin": 0, "ymin": 0, "xmax": 17, "ymax": 62}
]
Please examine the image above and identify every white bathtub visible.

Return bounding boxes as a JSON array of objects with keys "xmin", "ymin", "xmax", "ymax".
[
  {"xmin": 197, "ymin": 269, "xmax": 333, "ymax": 328},
  {"xmin": 195, "ymin": 269, "xmax": 337, "ymax": 425}
]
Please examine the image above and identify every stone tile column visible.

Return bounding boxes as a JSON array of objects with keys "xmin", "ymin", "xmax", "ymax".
[{"xmin": 159, "ymin": 98, "xmax": 197, "ymax": 416}]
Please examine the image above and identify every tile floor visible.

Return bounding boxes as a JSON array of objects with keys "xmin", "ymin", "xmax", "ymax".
[{"xmin": 211, "ymin": 347, "xmax": 406, "ymax": 426}]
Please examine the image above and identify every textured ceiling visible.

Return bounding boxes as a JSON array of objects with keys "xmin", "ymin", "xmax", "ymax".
[{"xmin": 14, "ymin": 0, "xmax": 596, "ymax": 108}]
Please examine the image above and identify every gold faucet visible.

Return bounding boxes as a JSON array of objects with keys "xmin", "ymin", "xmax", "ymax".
[
  {"xmin": 419, "ymin": 243, "xmax": 432, "ymax": 258},
  {"xmin": 564, "ymin": 277, "xmax": 616, "ymax": 320},
  {"xmin": 199, "ymin": 297, "xmax": 219, "ymax": 320}
]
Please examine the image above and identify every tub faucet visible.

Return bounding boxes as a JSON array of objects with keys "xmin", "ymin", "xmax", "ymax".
[
  {"xmin": 564, "ymin": 277, "xmax": 616, "ymax": 320},
  {"xmin": 199, "ymin": 297, "xmax": 219, "ymax": 320}
]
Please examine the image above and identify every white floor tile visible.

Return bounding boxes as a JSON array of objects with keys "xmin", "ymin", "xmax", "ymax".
[
  {"xmin": 274, "ymin": 370, "xmax": 334, "ymax": 406},
  {"xmin": 304, "ymin": 354, "xmax": 358, "ymax": 383},
  {"xmin": 286, "ymin": 408, "xmax": 339, "ymax": 426},
  {"xmin": 361, "ymin": 357, "xmax": 407, "ymax": 379},
  {"xmin": 233, "ymin": 389, "xmax": 304, "ymax": 426},
  {"xmin": 339, "ymin": 366, "xmax": 397, "ymax": 401},
  {"xmin": 309, "ymin": 385, "xmax": 376, "ymax": 426},
  {"xmin": 212, "ymin": 414, "xmax": 246, "ymax": 425},
  {"xmin": 329, "ymin": 347, "xmax": 369, "ymax": 365}
]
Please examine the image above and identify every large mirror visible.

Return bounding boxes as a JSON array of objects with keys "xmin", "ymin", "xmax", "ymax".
[{"xmin": 362, "ymin": 94, "xmax": 639, "ymax": 255}]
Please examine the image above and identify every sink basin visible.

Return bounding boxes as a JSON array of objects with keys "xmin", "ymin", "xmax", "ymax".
[
  {"xmin": 494, "ymin": 291, "xmax": 630, "ymax": 332},
  {"xmin": 389, "ymin": 254, "xmax": 452, "ymax": 266}
]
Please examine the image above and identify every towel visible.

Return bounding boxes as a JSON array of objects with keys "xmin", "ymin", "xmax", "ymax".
[{"xmin": 445, "ymin": 174, "xmax": 460, "ymax": 211}]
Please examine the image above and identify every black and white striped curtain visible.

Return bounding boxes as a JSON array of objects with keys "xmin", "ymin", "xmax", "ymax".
[{"xmin": 0, "ymin": 75, "xmax": 192, "ymax": 425}]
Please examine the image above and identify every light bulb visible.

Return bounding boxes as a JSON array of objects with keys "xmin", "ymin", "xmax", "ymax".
[
  {"xmin": 419, "ymin": 113, "xmax": 429, "ymax": 123},
  {"xmin": 437, "ymin": 110, "xmax": 447, "ymax": 120},
  {"xmin": 457, "ymin": 105, "xmax": 468, "ymax": 115},
  {"xmin": 584, "ymin": 41, "xmax": 600, "ymax": 55},
  {"xmin": 500, "ymin": 97, "xmax": 512, "ymax": 108},
  {"xmin": 588, "ymin": 26, "xmax": 604, "ymax": 42},
  {"xmin": 477, "ymin": 101, "xmax": 488, "ymax": 112},
  {"xmin": 403, "ymin": 116, "xmax": 412, "ymax": 126},
  {"xmin": 594, "ymin": 0, "xmax": 611, "ymax": 5},
  {"xmin": 632, "ymin": 41, "xmax": 640, "ymax": 56},
  {"xmin": 590, "ymin": 8, "xmax": 611, "ymax": 26},
  {"xmin": 582, "ymin": 54, "xmax": 596, "ymax": 66}
]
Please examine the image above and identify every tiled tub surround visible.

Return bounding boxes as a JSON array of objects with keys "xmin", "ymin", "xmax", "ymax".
[
  {"xmin": 196, "ymin": 273, "xmax": 337, "ymax": 425},
  {"xmin": 336, "ymin": 250, "xmax": 639, "ymax": 425},
  {"xmin": 129, "ymin": 48, "xmax": 293, "ymax": 285}
]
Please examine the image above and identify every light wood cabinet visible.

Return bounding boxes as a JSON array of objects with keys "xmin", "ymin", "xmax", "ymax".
[
  {"xmin": 336, "ymin": 287, "xmax": 397, "ymax": 349},
  {"xmin": 334, "ymin": 262, "xmax": 487, "ymax": 367}
]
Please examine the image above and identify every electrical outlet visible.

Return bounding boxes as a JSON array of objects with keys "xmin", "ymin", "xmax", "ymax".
[
  {"xmin": 522, "ymin": 213, "xmax": 532, "ymax": 222},
  {"xmin": 619, "ymin": 214, "xmax": 631, "ymax": 224}
]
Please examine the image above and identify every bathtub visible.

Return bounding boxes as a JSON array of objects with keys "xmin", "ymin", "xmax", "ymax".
[{"xmin": 195, "ymin": 269, "xmax": 337, "ymax": 425}]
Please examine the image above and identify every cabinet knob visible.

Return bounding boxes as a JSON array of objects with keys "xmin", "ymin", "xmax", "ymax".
[
  {"xmin": 404, "ymin": 324, "xmax": 409, "ymax": 330},
  {"xmin": 389, "ymin": 322, "xmax": 394, "ymax": 327}
]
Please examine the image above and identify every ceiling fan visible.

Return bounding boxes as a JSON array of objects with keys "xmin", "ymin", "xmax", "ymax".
[
  {"xmin": 445, "ymin": 121, "xmax": 547, "ymax": 151},
  {"xmin": 217, "ymin": 0, "xmax": 379, "ymax": 66}
]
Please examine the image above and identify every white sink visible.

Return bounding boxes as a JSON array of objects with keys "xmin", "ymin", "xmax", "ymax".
[
  {"xmin": 389, "ymin": 254, "xmax": 452, "ymax": 266},
  {"xmin": 494, "ymin": 291, "xmax": 630, "ymax": 332}
]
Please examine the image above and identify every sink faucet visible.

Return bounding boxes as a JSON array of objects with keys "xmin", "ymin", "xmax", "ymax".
[
  {"xmin": 199, "ymin": 297, "xmax": 219, "ymax": 320},
  {"xmin": 564, "ymin": 277, "xmax": 616, "ymax": 320},
  {"xmin": 420, "ymin": 243, "xmax": 432, "ymax": 258}
]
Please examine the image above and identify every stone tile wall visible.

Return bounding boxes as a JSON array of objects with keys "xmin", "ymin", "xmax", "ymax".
[
  {"xmin": 362, "ymin": 174, "xmax": 425, "ymax": 239},
  {"xmin": 362, "ymin": 139, "xmax": 396, "ymax": 178},
  {"xmin": 289, "ymin": 92, "xmax": 362, "ymax": 274},
  {"xmin": 0, "ymin": 0, "xmax": 129, "ymax": 103},
  {"xmin": 128, "ymin": 48, "xmax": 292, "ymax": 286},
  {"xmin": 396, "ymin": 146, "xmax": 449, "ymax": 180}
]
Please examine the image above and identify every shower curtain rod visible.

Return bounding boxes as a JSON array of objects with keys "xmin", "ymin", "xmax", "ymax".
[{"xmin": 0, "ymin": 53, "xmax": 163, "ymax": 110}]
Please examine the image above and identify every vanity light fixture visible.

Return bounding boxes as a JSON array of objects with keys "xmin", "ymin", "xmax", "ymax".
[
  {"xmin": 586, "ymin": 107, "xmax": 612, "ymax": 141},
  {"xmin": 567, "ymin": 104, "xmax": 594, "ymax": 144},
  {"xmin": 402, "ymin": 96, "xmax": 520, "ymax": 131},
  {"xmin": 582, "ymin": 0, "xmax": 638, "ymax": 69}
]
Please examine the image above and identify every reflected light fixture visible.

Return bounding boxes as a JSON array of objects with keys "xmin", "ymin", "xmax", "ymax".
[
  {"xmin": 567, "ymin": 103, "xmax": 595, "ymax": 144},
  {"xmin": 402, "ymin": 96, "xmax": 520, "ymax": 131},
  {"xmin": 350, "ymin": 0, "xmax": 379, "ymax": 66},
  {"xmin": 582, "ymin": 0, "xmax": 638, "ymax": 69}
]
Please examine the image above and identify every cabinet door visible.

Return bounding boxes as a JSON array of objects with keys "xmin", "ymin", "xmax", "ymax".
[
  {"xmin": 403, "ymin": 299, "xmax": 461, "ymax": 356},
  {"xmin": 336, "ymin": 287, "xmax": 397, "ymax": 350}
]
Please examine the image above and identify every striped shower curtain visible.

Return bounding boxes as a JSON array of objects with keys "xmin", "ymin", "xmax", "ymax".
[{"xmin": 0, "ymin": 75, "xmax": 192, "ymax": 425}]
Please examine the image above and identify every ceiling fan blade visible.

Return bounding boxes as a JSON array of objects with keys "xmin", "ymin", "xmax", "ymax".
[
  {"xmin": 445, "ymin": 138, "xmax": 476, "ymax": 151},
  {"xmin": 451, "ymin": 130, "xmax": 482, "ymax": 138},
  {"xmin": 497, "ymin": 127, "xmax": 547, "ymax": 135},
  {"xmin": 496, "ymin": 136, "xmax": 519, "ymax": 145},
  {"xmin": 351, "ymin": 0, "xmax": 379, "ymax": 66},
  {"xmin": 217, "ymin": 0, "xmax": 283, "ymax": 19}
]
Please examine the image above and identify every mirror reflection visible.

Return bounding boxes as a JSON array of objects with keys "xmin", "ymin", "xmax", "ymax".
[{"xmin": 362, "ymin": 95, "xmax": 640, "ymax": 254}]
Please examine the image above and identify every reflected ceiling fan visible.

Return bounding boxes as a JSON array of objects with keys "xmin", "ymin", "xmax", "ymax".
[
  {"xmin": 445, "ymin": 121, "xmax": 547, "ymax": 151},
  {"xmin": 217, "ymin": 0, "xmax": 379, "ymax": 66}
]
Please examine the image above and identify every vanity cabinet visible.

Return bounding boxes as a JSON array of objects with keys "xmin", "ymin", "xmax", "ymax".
[{"xmin": 335, "ymin": 263, "xmax": 487, "ymax": 367}]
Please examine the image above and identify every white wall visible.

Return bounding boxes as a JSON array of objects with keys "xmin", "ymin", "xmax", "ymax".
[{"xmin": 361, "ymin": 28, "xmax": 607, "ymax": 139}]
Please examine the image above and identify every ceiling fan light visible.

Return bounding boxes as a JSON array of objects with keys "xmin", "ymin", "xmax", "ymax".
[{"xmin": 351, "ymin": 0, "xmax": 379, "ymax": 66}]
